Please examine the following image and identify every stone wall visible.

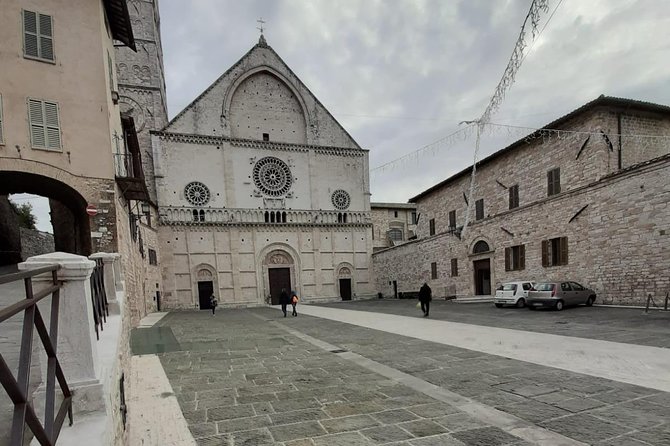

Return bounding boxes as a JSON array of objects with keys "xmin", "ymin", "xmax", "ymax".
[
  {"xmin": 371, "ymin": 204, "xmax": 417, "ymax": 250},
  {"xmin": 19, "ymin": 227, "xmax": 54, "ymax": 259},
  {"xmin": 373, "ymin": 156, "xmax": 670, "ymax": 305}
]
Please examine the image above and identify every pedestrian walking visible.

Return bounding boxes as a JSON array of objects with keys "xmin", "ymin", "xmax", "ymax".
[
  {"xmin": 418, "ymin": 282, "xmax": 432, "ymax": 317},
  {"xmin": 279, "ymin": 288, "xmax": 290, "ymax": 317},
  {"xmin": 210, "ymin": 294, "xmax": 218, "ymax": 315},
  {"xmin": 291, "ymin": 291, "xmax": 299, "ymax": 316}
]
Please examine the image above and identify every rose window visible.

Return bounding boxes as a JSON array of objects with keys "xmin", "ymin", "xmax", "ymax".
[
  {"xmin": 253, "ymin": 157, "xmax": 293, "ymax": 197},
  {"xmin": 331, "ymin": 189, "xmax": 351, "ymax": 210},
  {"xmin": 184, "ymin": 181, "xmax": 211, "ymax": 206}
]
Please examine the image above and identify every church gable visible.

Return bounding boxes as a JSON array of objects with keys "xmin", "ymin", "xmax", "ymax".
[{"xmin": 165, "ymin": 38, "xmax": 360, "ymax": 149}]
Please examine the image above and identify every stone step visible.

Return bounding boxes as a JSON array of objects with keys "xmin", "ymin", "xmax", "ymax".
[{"xmin": 453, "ymin": 296, "xmax": 495, "ymax": 304}]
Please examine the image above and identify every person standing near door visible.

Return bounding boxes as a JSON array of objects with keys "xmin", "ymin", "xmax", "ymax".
[
  {"xmin": 210, "ymin": 293, "xmax": 218, "ymax": 315},
  {"xmin": 290, "ymin": 291, "xmax": 299, "ymax": 316},
  {"xmin": 279, "ymin": 288, "xmax": 290, "ymax": 317},
  {"xmin": 418, "ymin": 282, "xmax": 432, "ymax": 317}
]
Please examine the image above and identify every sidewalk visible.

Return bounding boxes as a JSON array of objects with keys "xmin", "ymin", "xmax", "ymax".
[{"xmin": 129, "ymin": 307, "xmax": 670, "ymax": 445}]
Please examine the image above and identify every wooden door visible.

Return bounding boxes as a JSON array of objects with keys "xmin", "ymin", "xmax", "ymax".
[
  {"xmin": 473, "ymin": 259, "xmax": 491, "ymax": 295},
  {"xmin": 269, "ymin": 268, "xmax": 291, "ymax": 305},
  {"xmin": 197, "ymin": 281, "xmax": 213, "ymax": 310},
  {"xmin": 339, "ymin": 278, "xmax": 352, "ymax": 301}
]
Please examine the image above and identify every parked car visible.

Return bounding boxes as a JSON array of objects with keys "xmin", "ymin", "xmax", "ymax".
[
  {"xmin": 526, "ymin": 281, "xmax": 596, "ymax": 311},
  {"xmin": 494, "ymin": 281, "xmax": 534, "ymax": 308}
]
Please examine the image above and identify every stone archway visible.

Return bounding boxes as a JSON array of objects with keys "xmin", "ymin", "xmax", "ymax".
[
  {"xmin": 262, "ymin": 249, "xmax": 296, "ymax": 305},
  {"xmin": 192, "ymin": 264, "xmax": 218, "ymax": 309},
  {"xmin": 0, "ymin": 170, "xmax": 92, "ymax": 263},
  {"xmin": 336, "ymin": 263, "xmax": 354, "ymax": 301},
  {"xmin": 470, "ymin": 238, "xmax": 494, "ymax": 296}
]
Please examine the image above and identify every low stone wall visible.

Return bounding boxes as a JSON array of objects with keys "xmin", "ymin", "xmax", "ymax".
[{"xmin": 20, "ymin": 227, "xmax": 55, "ymax": 260}]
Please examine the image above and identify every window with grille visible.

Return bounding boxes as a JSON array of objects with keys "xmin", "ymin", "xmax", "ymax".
[
  {"xmin": 451, "ymin": 258, "xmax": 458, "ymax": 277},
  {"xmin": 28, "ymin": 99, "xmax": 61, "ymax": 150},
  {"xmin": 431, "ymin": 262, "xmax": 437, "ymax": 280},
  {"xmin": 388, "ymin": 228, "xmax": 403, "ymax": 242},
  {"xmin": 547, "ymin": 168, "xmax": 561, "ymax": 196},
  {"xmin": 475, "ymin": 199, "xmax": 484, "ymax": 220},
  {"xmin": 448, "ymin": 210, "xmax": 456, "ymax": 229},
  {"xmin": 411, "ymin": 211, "xmax": 418, "ymax": 225},
  {"xmin": 505, "ymin": 245, "xmax": 525, "ymax": 271},
  {"xmin": 542, "ymin": 237, "xmax": 568, "ymax": 267},
  {"xmin": 148, "ymin": 249, "xmax": 157, "ymax": 266},
  {"xmin": 429, "ymin": 218, "xmax": 435, "ymax": 236},
  {"xmin": 509, "ymin": 184, "xmax": 519, "ymax": 209},
  {"xmin": 23, "ymin": 10, "xmax": 54, "ymax": 62}
]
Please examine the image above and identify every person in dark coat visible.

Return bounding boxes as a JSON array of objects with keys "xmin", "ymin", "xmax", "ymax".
[
  {"xmin": 418, "ymin": 283, "xmax": 432, "ymax": 317},
  {"xmin": 279, "ymin": 288, "xmax": 290, "ymax": 317}
]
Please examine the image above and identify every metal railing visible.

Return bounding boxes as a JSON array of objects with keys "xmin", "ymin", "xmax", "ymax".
[
  {"xmin": 0, "ymin": 265, "xmax": 73, "ymax": 445},
  {"xmin": 89, "ymin": 259, "xmax": 108, "ymax": 340}
]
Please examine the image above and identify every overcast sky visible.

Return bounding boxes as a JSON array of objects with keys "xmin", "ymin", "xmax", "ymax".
[{"xmin": 22, "ymin": 0, "xmax": 670, "ymax": 232}]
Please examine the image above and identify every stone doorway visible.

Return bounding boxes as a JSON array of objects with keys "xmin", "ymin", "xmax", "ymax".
[
  {"xmin": 339, "ymin": 278, "xmax": 352, "ymax": 300},
  {"xmin": 473, "ymin": 259, "xmax": 491, "ymax": 295},
  {"xmin": 197, "ymin": 281, "xmax": 214, "ymax": 310},
  {"xmin": 268, "ymin": 268, "xmax": 291, "ymax": 305}
]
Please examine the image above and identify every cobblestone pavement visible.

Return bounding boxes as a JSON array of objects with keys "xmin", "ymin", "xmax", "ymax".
[
  {"xmin": 316, "ymin": 299, "xmax": 670, "ymax": 348},
  {"xmin": 154, "ymin": 308, "xmax": 670, "ymax": 445}
]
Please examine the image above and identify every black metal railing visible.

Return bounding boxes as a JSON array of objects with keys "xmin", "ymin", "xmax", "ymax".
[
  {"xmin": 0, "ymin": 265, "xmax": 73, "ymax": 445},
  {"xmin": 89, "ymin": 259, "xmax": 108, "ymax": 340}
]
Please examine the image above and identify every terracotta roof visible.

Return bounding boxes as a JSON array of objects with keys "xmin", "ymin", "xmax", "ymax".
[{"xmin": 409, "ymin": 96, "xmax": 670, "ymax": 203}]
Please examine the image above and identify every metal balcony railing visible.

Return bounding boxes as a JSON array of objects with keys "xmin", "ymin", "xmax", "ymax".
[
  {"xmin": 89, "ymin": 259, "xmax": 108, "ymax": 340},
  {"xmin": 0, "ymin": 265, "xmax": 73, "ymax": 445}
]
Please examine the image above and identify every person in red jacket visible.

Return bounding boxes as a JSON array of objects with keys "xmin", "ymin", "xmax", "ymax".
[{"xmin": 290, "ymin": 291, "xmax": 299, "ymax": 317}]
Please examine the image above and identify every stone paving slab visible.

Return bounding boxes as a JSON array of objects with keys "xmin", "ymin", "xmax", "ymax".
[
  {"xmin": 156, "ymin": 311, "xmax": 527, "ymax": 445},
  {"xmin": 266, "ymin": 308, "xmax": 670, "ymax": 445}
]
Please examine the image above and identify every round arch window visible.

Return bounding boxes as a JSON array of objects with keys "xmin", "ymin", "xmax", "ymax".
[
  {"xmin": 331, "ymin": 190, "xmax": 351, "ymax": 210},
  {"xmin": 184, "ymin": 181, "xmax": 211, "ymax": 206},
  {"xmin": 253, "ymin": 157, "xmax": 293, "ymax": 197},
  {"xmin": 472, "ymin": 240, "xmax": 490, "ymax": 254}
]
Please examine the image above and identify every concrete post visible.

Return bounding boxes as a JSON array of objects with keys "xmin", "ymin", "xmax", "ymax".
[
  {"xmin": 19, "ymin": 252, "xmax": 104, "ymax": 414},
  {"xmin": 90, "ymin": 252, "xmax": 120, "ymax": 314}
]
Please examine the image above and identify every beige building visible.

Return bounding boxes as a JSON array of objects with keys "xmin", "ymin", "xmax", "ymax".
[
  {"xmin": 154, "ymin": 35, "xmax": 375, "ymax": 309},
  {"xmin": 371, "ymin": 202, "xmax": 417, "ymax": 251},
  {"xmin": 373, "ymin": 96, "xmax": 670, "ymax": 305}
]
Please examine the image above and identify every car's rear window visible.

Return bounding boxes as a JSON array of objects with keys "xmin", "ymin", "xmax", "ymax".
[
  {"xmin": 535, "ymin": 283, "xmax": 555, "ymax": 291},
  {"xmin": 502, "ymin": 284, "xmax": 517, "ymax": 292}
]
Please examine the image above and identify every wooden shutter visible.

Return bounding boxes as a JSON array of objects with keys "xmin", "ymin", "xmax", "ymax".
[
  {"xmin": 449, "ymin": 210, "xmax": 455, "ymax": 228},
  {"xmin": 451, "ymin": 258, "xmax": 458, "ymax": 277},
  {"xmin": 476, "ymin": 199, "xmax": 484, "ymax": 220},
  {"xmin": 38, "ymin": 13, "xmax": 54, "ymax": 61},
  {"xmin": 23, "ymin": 10, "xmax": 39, "ymax": 58},
  {"xmin": 519, "ymin": 245, "xmax": 525, "ymax": 270},
  {"xmin": 555, "ymin": 168, "xmax": 561, "ymax": 194},
  {"xmin": 547, "ymin": 170, "xmax": 553, "ymax": 196},
  {"xmin": 429, "ymin": 218, "xmax": 435, "ymax": 236},
  {"xmin": 541, "ymin": 240, "xmax": 549, "ymax": 267},
  {"xmin": 560, "ymin": 237, "xmax": 568, "ymax": 265},
  {"xmin": 28, "ymin": 99, "xmax": 46, "ymax": 148},
  {"xmin": 44, "ymin": 101, "xmax": 61, "ymax": 149},
  {"xmin": 431, "ymin": 262, "xmax": 437, "ymax": 280},
  {"xmin": 504, "ymin": 247, "xmax": 511, "ymax": 271}
]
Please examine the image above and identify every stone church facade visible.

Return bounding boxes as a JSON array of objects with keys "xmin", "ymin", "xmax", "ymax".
[
  {"xmin": 373, "ymin": 97, "xmax": 670, "ymax": 305},
  {"xmin": 153, "ymin": 36, "xmax": 374, "ymax": 309}
]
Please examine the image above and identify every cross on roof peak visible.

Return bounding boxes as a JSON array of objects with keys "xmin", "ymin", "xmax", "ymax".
[{"xmin": 257, "ymin": 17, "xmax": 266, "ymax": 35}]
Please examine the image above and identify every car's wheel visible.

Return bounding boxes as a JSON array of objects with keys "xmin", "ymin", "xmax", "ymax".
[
  {"xmin": 555, "ymin": 300, "xmax": 564, "ymax": 311},
  {"xmin": 495, "ymin": 303, "xmax": 503, "ymax": 308},
  {"xmin": 586, "ymin": 296, "xmax": 595, "ymax": 307},
  {"xmin": 516, "ymin": 298, "xmax": 526, "ymax": 308}
]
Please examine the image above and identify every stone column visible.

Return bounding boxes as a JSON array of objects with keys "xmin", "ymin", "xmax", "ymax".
[
  {"xmin": 111, "ymin": 252, "xmax": 123, "ymax": 291},
  {"xmin": 19, "ymin": 252, "xmax": 104, "ymax": 414},
  {"xmin": 90, "ymin": 252, "xmax": 120, "ymax": 314}
]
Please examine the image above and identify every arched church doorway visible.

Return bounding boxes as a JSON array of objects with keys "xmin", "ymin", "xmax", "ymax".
[
  {"xmin": 264, "ymin": 250, "xmax": 294, "ymax": 305},
  {"xmin": 337, "ymin": 265, "xmax": 353, "ymax": 301},
  {"xmin": 195, "ymin": 267, "xmax": 216, "ymax": 310},
  {"xmin": 0, "ymin": 171, "xmax": 91, "ymax": 266},
  {"xmin": 472, "ymin": 240, "xmax": 492, "ymax": 296}
]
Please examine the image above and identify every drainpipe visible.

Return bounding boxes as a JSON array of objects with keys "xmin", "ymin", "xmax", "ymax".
[{"xmin": 617, "ymin": 113, "xmax": 623, "ymax": 170}]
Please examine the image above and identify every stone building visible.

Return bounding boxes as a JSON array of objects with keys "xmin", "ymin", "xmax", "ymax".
[
  {"xmin": 371, "ymin": 202, "xmax": 417, "ymax": 251},
  {"xmin": 373, "ymin": 96, "xmax": 670, "ymax": 305},
  {"xmin": 153, "ymin": 35, "xmax": 374, "ymax": 309}
]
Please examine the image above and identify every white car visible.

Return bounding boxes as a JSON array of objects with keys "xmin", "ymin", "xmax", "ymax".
[{"xmin": 494, "ymin": 281, "xmax": 534, "ymax": 308}]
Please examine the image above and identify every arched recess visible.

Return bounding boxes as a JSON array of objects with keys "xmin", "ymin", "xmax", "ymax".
[
  {"xmin": 191, "ymin": 263, "xmax": 219, "ymax": 309},
  {"xmin": 222, "ymin": 66, "xmax": 309, "ymax": 144},
  {"xmin": 257, "ymin": 242, "xmax": 301, "ymax": 305},
  {"xmin": 0, "ymin": 170, "xmax": 92, "ymax": 260},
  {"xmin": 471, "ymin": 238, "xmax": 493, "ymax": 254},
  {"xmin": 335, "ymin": 262, "xmax": 355, "ymax": 301}
]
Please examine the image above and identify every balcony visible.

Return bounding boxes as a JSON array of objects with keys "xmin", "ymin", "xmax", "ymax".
[
  {"xmin": 160, "ymin": 207, "xmax": 372, "ymax": 227},
  {"xmin": 114, "ymin": 116, "xmax": 150, "ymax": 202}
]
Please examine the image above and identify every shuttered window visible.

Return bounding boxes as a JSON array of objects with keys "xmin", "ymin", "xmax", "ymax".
[
  {"xmin": 505, "ymin": 245, "xmax": 526, "ymax": 271},
  {"xmin": 475, "ymin": 199, "xmax": 484, "ymax": 220},
  {"xmin": 448, "ymin": 210, "xmax": 456, "ymax": 229},
  {"xmin": 451, "ymin": 258, "xmax": 458, "ymax": 277},
  {"xmin": 431, "ymin": 262, "xmax": 438, "ymax": 280},
  {"xmin": 509, "ymin": 184, "xmax": 519, "ymax": 209},
  {"xmin": 547, "ymin": 168, "xmax": 561, "ymax": 196},
  {"xmin": 429, "ymin": 218, "xmax": 435, "ymax": 236},
  {"xmin": 0, "ymin": 94, "xmax": 4, "ymax": 144},
  {"xmin": 542, "ymin": 237, "xmax": 568, "ymax": 267},
  {"xmin": 23, "ymin": 10, "xmax": 54, "ymax": 62},
  {"xmin": 28, "ymin": 99, "xmax": 61, "ymax": 150}
]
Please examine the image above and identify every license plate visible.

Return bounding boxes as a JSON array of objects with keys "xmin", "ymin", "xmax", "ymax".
[{"xmin": 533, "ymin": 303, "xmax": 542, "ymax": 306}]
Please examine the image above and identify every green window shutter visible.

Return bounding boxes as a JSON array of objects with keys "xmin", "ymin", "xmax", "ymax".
[
  {"xmin": 23, "ymin": 10, "xmax": 39, "ymax": 58},
  {"xmin": 44, "ymin": 101, "xmax": 61, "ymax": 149},
  {"xmin": 0, "ymin": 94, "xmax": 4, "ymax": 143},
  {"xmin": 28, "ymin": 99, "xmax": 46, "ymax": 148},
  {"xmin": 38, "ymin": 13, "xmax": 54, "ymax": 61}
]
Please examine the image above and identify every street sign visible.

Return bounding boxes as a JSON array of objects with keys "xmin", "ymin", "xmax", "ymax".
[{"xmin": 86, "ymin": 204, "xmax": 98, "ymax": 216}]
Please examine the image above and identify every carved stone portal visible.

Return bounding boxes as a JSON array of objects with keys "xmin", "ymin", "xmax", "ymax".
[
  {"xmin": 269, "ymin": 253, "xmax": 290, "ymax": 265},
  {"xmin": 197, "ymin": 269, "xmax": 213, "ymax": 279}
]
